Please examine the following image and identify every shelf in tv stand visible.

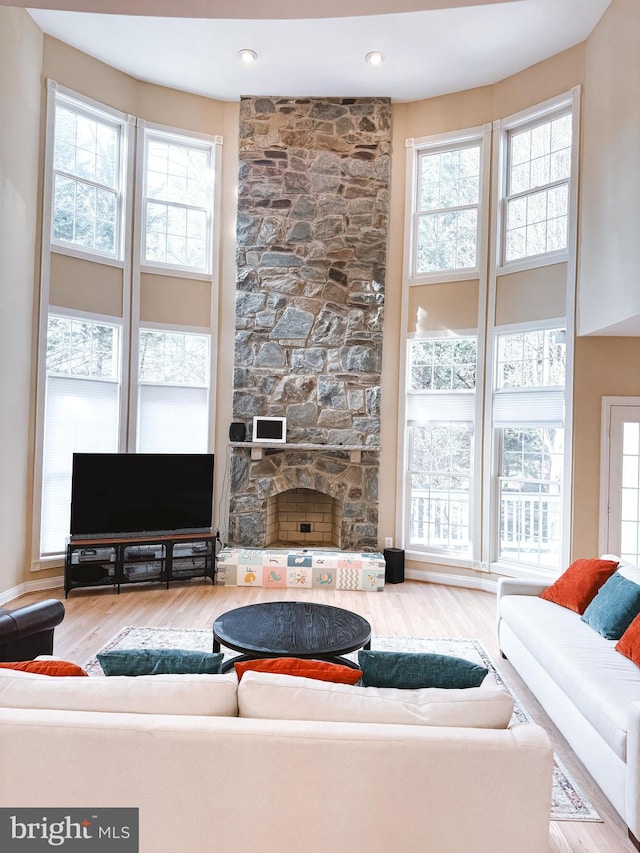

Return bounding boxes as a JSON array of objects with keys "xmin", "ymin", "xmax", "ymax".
[{"xmin": 64, "ymin": 532, "xmax": 216, "ymax": 597}]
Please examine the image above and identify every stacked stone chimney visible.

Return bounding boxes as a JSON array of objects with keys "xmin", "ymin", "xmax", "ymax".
[{"xmin": 229, "ymin": 96, "xmax": 391, "ymax": 550}]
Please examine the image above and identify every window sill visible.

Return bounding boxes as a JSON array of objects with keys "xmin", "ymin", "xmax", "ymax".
[
  {"xmin": 404, "ymin": 549, "xmax": 478, "ymax": 572},
  {"xmin": 31, "ymin": 555, "xmax": 64, "ymax": 572},
  {"xmin": 408, "ymin": 269, "xmax": 480, "ymax": 287},
  {"xmin": 139, "ymin": 264, "xmax": 212, "ymax": 282},
  {"xmin": 51, "ymin": 244, "xmax": 124, "ymax": 269},
  {"xmin": 496, "ymin": 252, "xmax": 567, "ymax": 277},
  {"xmin": 489, "ymin": 560, "xmax": 558, "ymax": 582}
]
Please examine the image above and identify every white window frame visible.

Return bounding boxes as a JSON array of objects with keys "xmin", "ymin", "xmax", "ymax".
[
  {"xmin": 398, "ymin": 124, "xmax": 491, "ymax": 570},
  {"xmin": 48, "ymin": 81, "xmax": 131, "ymax": 267},
  {"xmin": 483, "ymin": 89, "xmax": 579, "ymax": 580},
  {"xmin": 34, "ymin": 89, "xmax": 222, "ymax": 566},
  {"xmin": 405, "ymin": 125, "xmax": 491, "ymax": 286},
  {"xmin": 134, "ymin": 322, "xmax": 212, "ymax": 455},
  {"xmin": 495, "ymin": 89, "xmax": 579, "ymax": 276},
  {"xmin": 404, "ymin": 331, "xmax": 479, "ymax": 560},
  {"xmin": 129, "ymin": 121, "xmax": 221, "ymax": 456},
  {"xmin": 137, "ymin": 120, "xmax": 221, "ymax": 279},
  {"xmin": 33, "ymin": 81, "xmax": 134, "ymax": 569},
  {"xmin": 599, "ymin": 397, "xmax": 640, "ymax": 563},
  {"xmin": 32, "ymin": 307, "xmax": 125, "ymax": 568},
  {"xmin": 485, "ymin": 318, "xmax": 570, "ymax": 579}
]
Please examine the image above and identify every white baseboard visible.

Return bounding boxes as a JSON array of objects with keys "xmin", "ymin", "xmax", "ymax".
[
  {"xmin": 405, "ymin": 567, "xmax": 498, "ymax": 593},
  {"xmin": 0, "ymin": 575, "xmax": 64, "ymax": 606},
  {"xmin": 0, "ymin": 568, "xmax": 496, "ymax": 605}
]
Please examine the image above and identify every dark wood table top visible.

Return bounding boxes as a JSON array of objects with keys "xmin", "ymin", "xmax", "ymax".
[{"xmin": 213, "ymin": 600, "xmax": 371, "ymax": 659}]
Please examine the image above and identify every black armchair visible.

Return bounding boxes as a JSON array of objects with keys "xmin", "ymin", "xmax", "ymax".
[{"xmin": 0, "ymin": 599, "xmax": 65, "ymax": 662}]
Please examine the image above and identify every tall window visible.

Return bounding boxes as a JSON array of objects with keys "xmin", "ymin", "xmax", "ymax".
[
  {"xmin": 413, "ymin": 142, "xmax": 482, "ymax": 276},
  {"xmin": 51, "ymin": 93, "xmax": 126, "ymax": 258},
  {"xmin": 408, "ymin": 126, "xmax": 489, "ymax": 283},
  {"xmin": 493, "ymin": 327, "xmax": 566, "ymax": 568},
  {"xmin": 406, "ymin": 337, "xmax": 477, "ymax": 554},
  {"xmin": 503, "ymin": 111, "xmax": 572, "ymax": 264},
  {"xmin": 401, "ymin": 94, "xmax": 577, "ymax": 577},
  {"xmin": 141, "ymin": 130, "xmax": 214, "ymax": 272},
  {"xmin": 36, "ymin": 86, "xmax": 221, "ymax": 562},
  {"xmin": 41, "ymin": 314, "xmax": 121, "ymax": 555},
  {"xmin": 137, "ymin": 328, "xmax": 210, "ymax": 452}
]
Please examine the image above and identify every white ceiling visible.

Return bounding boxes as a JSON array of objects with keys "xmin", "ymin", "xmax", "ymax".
[{"xmin": 22, "ymin": 0, "xmax": 612, "ymax": 103}]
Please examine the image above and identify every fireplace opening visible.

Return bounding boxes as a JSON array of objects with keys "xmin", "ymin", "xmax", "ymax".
[{"xmin": 265, "ymin": 488, "xmax": 342, "ymax": 549}]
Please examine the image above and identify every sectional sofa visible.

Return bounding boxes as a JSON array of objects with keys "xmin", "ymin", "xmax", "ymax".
[
  {"xmin": 0, "ymin": 667, "xmax": 553, "ymax": 853},
  {"xmin": 497, "ymin": 559, "xmax": 640, "ymax": 848}
]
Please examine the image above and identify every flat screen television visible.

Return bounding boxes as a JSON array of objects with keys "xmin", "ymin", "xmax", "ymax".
[{"xmin": 70, "ymin": 453, "xmax": 214, "ymax": 540}]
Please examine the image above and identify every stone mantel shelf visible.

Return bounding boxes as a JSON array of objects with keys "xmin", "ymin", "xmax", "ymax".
[{"xmin": 229, "ymin": 441, "xmax": 379, "ymax": 462}]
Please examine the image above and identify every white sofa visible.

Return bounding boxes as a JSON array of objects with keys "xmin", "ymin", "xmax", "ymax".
[
  {"xmin": 0, "ymin": 667, "xmax": 553, "ymax": 853},
  {"xmin": 497, "ymin": 573, "xmax": 640, "ymax": 848}
]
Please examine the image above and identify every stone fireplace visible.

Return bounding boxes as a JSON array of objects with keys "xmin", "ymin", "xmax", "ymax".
[{"xmin": 228, "ymin": 96, "xmax": 391, "ymax": 551}]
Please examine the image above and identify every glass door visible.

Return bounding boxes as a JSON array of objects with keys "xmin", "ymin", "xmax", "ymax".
[{"xmin": 603, "ymin": 401, "xmax": 640, "ymax": 565}]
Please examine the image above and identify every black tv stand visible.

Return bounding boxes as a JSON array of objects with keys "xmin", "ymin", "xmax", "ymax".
[{"xmin": 64, "ymin": 531, "xmax": 216, "ymax": 597}]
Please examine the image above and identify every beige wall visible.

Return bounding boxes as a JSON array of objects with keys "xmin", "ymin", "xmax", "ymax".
[
  {"xmin": 388, "ymin": 45, "xmax": 584, "ymax": 577},
  {"xmin": 495, "ymin": 265, "xmax": 567, "ymax": 327},
  {"xmin": 139, "ymin": 274, "xmax": 211, "ymax": 327},
  {"xmin": 49, "ymin": 253, "xmax": 123, "ymax": 317},
  {"xmin": 386, "ymin": 21, "xmax": 640, "ymax": 576},
  {"xmin": 37, "ymin": 36, "xmax": 240, "ymax": 578},
  {"xmin": 579, "ymin": 0, "xmax": 640, "ymax": 335},
  {"xmin": 2, "ymin": 2, "xmax": 639, "ymax": 597},
  {"xmin": 408, "ymin": 281, "xmax": 480, "ymax": 334},
  {"xmin": 0, "ymin": 8, "xmax": 43, "ymax": 594},
  {"xmin": 572, "ymin": 337, "xmax": 640, "ymax": 557},
  {"xmin": 402, "ymin": 44, "xmax": 584, "ymax": 138}
]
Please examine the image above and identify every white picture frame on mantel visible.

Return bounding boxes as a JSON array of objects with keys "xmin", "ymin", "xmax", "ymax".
[{"xmin": 252, "ymin": 416, "xmax": 287, "ymax": 443}]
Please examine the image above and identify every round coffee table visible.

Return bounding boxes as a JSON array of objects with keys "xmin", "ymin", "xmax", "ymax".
[{"xmin": 212, "ymin": 601, "xmax": 371, "ymax": 673}]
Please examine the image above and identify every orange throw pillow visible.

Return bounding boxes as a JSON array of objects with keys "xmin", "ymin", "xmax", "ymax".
[
  {"xmin": 616, "ymin": 614, "xmax": 640, "ymax": 667},
  {"xmin": 0, "ymin": 660, "xmax": 88, "ymax": 677},
  {"xmin": 539, "ymin": 558, "xmax": 619, "ymax": 614},
  {"xmin": 234, "ymin": 657, "xmax": 362, "ymax": 685}
]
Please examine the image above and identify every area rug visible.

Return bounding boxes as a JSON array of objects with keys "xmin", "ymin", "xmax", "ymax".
[{"xmin": 84, "ymin": 626, "xmax": 600, "ymax": 822}]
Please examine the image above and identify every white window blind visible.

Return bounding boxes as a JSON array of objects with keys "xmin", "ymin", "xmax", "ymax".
[
  {"xmin": 41, "ymin": 376, "xmax": 119, "ymax": 554},
  {"xmin": 493, "ymin": 388, "xmax": 564, "ymax": 428},
  {"xmin": 137, "ymin": 385, "xmax": 208, "ymax": 453},
  {"xmin": 407, "ymin": 390, "xmax": 475, "ymax": 424}
]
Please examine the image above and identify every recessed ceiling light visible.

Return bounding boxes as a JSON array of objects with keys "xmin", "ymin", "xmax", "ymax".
[
  {"xmin": 365, "ymin": 51, "xmax": 384, "ymax": 66},
  {"xmin": 238, "ymin": 49, "xmax": 258, "ymax": 64}
]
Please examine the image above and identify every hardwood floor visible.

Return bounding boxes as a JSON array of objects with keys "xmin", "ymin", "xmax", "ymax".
[{"xmin": 7, "ymin": 578, "xmax": 635, "ymax": 852}]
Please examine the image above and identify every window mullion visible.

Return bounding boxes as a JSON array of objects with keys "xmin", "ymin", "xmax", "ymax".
[
  {"xmin": 54, "ymin": 168, "xmax": 118, "ymax": 195},
  {"xmin": 506, "ymin": 177, "xmax": 568, "ymax": 204},
  {"xmin": 416, "ymin": 202, "xmax": 479, "ymax": 217},
  {"xmin": 146, "ymin": 199, "xmax": 208, "ymax": 216}
]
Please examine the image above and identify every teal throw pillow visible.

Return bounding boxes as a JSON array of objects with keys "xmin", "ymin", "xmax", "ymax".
[
  {"xmin": 357, "ymin": 650, "xmax": 488, "ymax": 689},
  {"xmin": 581, "ymin": 572, "xmax": 640, "ymax": 639},
  {"xmin": 97, "ymin": 648, "xmax": 224, "ymax": 677}
]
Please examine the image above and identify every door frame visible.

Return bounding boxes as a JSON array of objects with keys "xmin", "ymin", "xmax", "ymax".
[{"xmin": 599, "ymin": 396, "xmax": 640, "ymax": 559}]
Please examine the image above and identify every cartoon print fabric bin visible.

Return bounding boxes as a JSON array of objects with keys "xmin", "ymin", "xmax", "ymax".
[{"xmin": 216, "ymin": 549, "xmax": 385, "ymax": 591}]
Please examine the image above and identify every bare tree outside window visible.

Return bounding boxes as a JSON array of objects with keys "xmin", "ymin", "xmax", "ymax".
[
  {"xmin": 46, "ymin": 316, "xmax": 118, "ymax": 379},
  {"xmin": 407, "ymin": 337, "xmax": 477, "ymax": 553},
  {"xmin": 495, "ymin": 328, "xmax": 566, "ymax": 567},
  {"xmin": 143, "ymin": 135, "xmax": 212, "ymax": 271},
  {"xmin": 416, "ymin": 143, "xmax": 481, "ymax": 274},
  {"xmin": 505, "ymin": 112, "xmax": 572, "ymax": 263},
  {"xmin": 51, "ymin": 101, "xmax": 121, "ymax": 256}
]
